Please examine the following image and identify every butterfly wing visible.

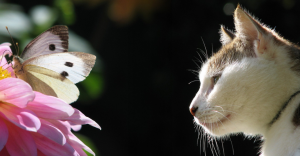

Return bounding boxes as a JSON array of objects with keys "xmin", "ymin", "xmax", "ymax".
[
  {"xmin": 21, "ymin": 25, "xmax": 68, "ymax": 60},
  {"xmin": 23, "ymin": 65, "xmax": 79, "ymax": 104},
  {"xmin": 23, "ymin": 52, "xmax": 96, "ymax": 84},
  {"xmin": 17, "ymin": 25, "xmax": 96, "ymax": 103},
  {"xmin": 20, "ymin": 52, "xmax": 96, "ymax": 103}
]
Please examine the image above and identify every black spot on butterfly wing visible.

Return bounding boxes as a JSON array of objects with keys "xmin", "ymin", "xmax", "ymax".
[
  {"xmin": 22, "ymin": 25, "xmax": 69, "ymax": 57},
  {"xmin": 49, "ymin": 44, "xmax": 55, "ymax": 51},
  {"xmin": 61, "ymin": 71, "xmax": 69, "ymax": 78},
  {"xmin": 65, "ymin": 62, "xmax": 73, "ymax": 67},
  {"xmin": 50, "ymin": 25, "xmax": 69, "ymax": 52}
]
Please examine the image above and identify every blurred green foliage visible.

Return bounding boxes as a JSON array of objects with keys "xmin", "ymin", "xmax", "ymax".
[{"xmin": 54, "ymin": 0, "xmax": 75, "ymax": 25}]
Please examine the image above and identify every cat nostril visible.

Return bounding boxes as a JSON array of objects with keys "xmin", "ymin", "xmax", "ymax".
[{"xmin": 190, "ymin": 106, "xmax": 198, "ymax": 116}]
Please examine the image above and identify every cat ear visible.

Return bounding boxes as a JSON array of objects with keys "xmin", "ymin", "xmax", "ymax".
[
  {"xmin": 220, "ymin": 25, "xmax": 235, "ymax": 45},
  {"xmin": 234, "ymin": 5, "xmax": 273, "ymax": 58}
]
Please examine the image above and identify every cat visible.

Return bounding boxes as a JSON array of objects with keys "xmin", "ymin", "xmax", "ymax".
[{"xmin": 189, "ymin": 5, "xmax": 300, "ymax": 156}]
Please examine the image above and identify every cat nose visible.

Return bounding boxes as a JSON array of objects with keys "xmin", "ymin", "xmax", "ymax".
[{"xmin": 190, "ymin": 106, "xmax": 198, "ymax": 116}]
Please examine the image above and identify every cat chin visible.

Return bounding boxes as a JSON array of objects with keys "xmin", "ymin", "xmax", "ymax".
[{"xmin": 194, "ymin": 114, "xmax": 231, "ymax": 135}]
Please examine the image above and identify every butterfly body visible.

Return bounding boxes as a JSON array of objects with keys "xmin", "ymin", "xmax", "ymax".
[{"xmin": 13, "ymin": 26, "xmax": 96, "ymax": 103}]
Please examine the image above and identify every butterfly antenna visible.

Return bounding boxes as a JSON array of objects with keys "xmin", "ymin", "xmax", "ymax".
[
  {"xmin": 6, "ymin": 26, "xmax": 18, "ymax": 56},
  {"xmin": 16, "ymin": 42, "xmax": 19, "ymax": 56}
]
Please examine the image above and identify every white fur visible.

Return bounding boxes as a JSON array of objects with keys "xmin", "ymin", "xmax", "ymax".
[{"xmin": 262, "ymin": 96, "xmax": 300, "ymax": 156}]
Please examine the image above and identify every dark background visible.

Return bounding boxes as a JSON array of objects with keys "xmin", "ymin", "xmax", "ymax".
[{"xmin": 6, "ymin": 0, "xmax": 300, "ymax": 155}]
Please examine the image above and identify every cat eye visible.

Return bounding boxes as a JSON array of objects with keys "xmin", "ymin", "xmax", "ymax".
[{"xmin": 212, "ymin": 75, "xmax": 220, "ymax": 84}]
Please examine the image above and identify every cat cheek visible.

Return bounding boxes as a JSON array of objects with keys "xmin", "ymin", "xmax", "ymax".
[{"xmin": 206, "ymin": 85, "xmax": 213, "ymax": 97}]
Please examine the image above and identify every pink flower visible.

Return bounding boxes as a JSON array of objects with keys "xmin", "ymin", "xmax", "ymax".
[{"xmin": 0, "ymin": 43, "xmax": 100, "ymax": 155}]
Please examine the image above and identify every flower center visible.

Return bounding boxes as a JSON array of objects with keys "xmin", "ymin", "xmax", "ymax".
[{"xmin": 0, "ymin": 66, "xmax": 11, "ymax": 80}]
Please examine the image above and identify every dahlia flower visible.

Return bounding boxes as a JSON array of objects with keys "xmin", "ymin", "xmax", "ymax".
[{"xmin": 0, "ymin": 43, "xmax": 100, "ymax": 155}]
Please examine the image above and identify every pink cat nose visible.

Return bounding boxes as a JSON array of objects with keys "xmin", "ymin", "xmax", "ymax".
[{"xmin": 190, "ymin": 106, "xmax": 198, "ymax": 116}]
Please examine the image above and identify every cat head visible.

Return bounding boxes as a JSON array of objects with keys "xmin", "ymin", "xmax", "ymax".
[{"xmin": 190, "ymin": 5, "xmax": 300, "ymax": 137}]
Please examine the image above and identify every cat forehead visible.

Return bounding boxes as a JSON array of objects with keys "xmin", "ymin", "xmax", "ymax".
[{"xmin": 207, "ymin": 39, "xmax": 255, "ymax": 73}]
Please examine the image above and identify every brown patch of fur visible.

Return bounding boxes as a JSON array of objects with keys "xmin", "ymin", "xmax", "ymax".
[
  {"xmin": 208, "ymin": 38, "xmax": 255, "ymax": 73},
  {"xmin": 270, "ymin": 33, "xmax": 300, "ymax": 74},
  {"xmin": 221, "ymin": 26, "xmax": 235, "ymax": 40},
  {"xmin": 210, "ymin": 5, "xmax": 300, "ymax": 76}
]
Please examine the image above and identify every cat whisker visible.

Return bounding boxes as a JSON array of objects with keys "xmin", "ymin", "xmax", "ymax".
[
  {"xmin": 229, "ymin": 136, "xmax": 234, "ymax": 155},
  {"xmin": 220, "ymin": 137, "xmax": 226, "ymax": 156},
  {"xmin": 199, "ymin": 126, "xmax": 204, "ymax": 154},
  {"xmin": 214, "ymin": 105, "xmax": 225, "ymax": 112},
  {"xmin": 196, "ymin": 48, "xmax": 208, "ymax": 60},
  {"xmin": 192, "ymin": 59, "xmax": 202, "ymax": 70},
  {"xmin": 213, "ymin": 110, "xmax": 231, "ymax": 122},
  {"xmin": 207, "ymin": 118, "xmax": 219, "ymax": 156},
  {"xmin": 213, "ymin": 121, "xmax": 221, "ymax": 156},
  {"xmin": 188, "ymin": 69, "xmax": 200, "ymax": 75},
  {"xmin": 188, "ymin": 69, "xmax": 200, "ymax": 80},
  {"xmin": 220, "ymin": 110, "xmax": 238, "ymax": 115},
  {"xmin": 215, "ymin": 115, "xmax": 226, "ymax": 127},
  {"xmin": 212, "ymin": 106, "xmax": 239, "ymax": 115},
  {"xmin": 216, "ymin": 118, "xmax": 228, "ymax": 156},
  {"xmin": 204, "ymin": 116, "xmax": 208, "ymax": 156},
  {"xmin": 209, "ymin": 125, "xmax": 214, "ymax": 156},
  {"xmin": 200, "ymin": 37, "xmax": 209, "ymax": 60},
  {"xmin": 194, "ymin": 120, "xmax": 205, "ymax": 154},
  {"xmin": 188, "ymin": 79, "xmax": 199, "ymax": 85},
  {"xmin": 210, "ymin": 135, "xmax": 219, "ymax": 156},
  {"xmin": 195, "ymin": 50, "xmax": 206, "ymax": 65},
  {"xmin": 194, "ymin": 53, "xmax": 204, "ymax": 64},
  {"xmin": 208, "ymin": 135, "xmax": 214, "ymax": 156}
]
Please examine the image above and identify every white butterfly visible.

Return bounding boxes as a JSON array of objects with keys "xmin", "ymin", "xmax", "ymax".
[{"xmin": 12, "ymin": 25, "xmax": 96, "ymax": 103}]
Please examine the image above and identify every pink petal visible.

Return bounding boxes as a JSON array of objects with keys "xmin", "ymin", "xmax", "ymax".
[
  {"xmin": 0, "ymin": 60, "xmax": 14, "ymax": 78},
  {"xmin": 68, "ymin": 133, "xmax": 95, "ymax": 156},
  {"xmin": 0, "ymin": 78, "xmax": 35, "ymax": 108},
  {"xmin": 37, "ymin": 150, "xmax": 47, "ymax": 156},
  {"xmin": 0, "ymin": 42, "xmax": 14, "ymax": 77},
  {"xmin": 71, "ymin": 125, "xmax": 82, "ymax": 131},
  {"xmin": 5, "ymin": 123, "xmax": 37, "ymax": 156},
  {"xmin": 33, "ymin": 133, "xmax": 76, "ymax": 156},
  {"xmin": 0, "ymin": 43, "xmax": 15, "ymax": 77},
  {"xmin": 0, "ymin": 147, "xmax": 10, "ymax": 156},
  {"xmin": 0, "ymin": 104, "xmax": 41, "ymax": 132},
  {"xmin": 38, "ymin": 118, "xmax": 66, "ymax": 145},
  {"xmin": 69, "ymin": 143, "xmax": 87, "ymax": 156},
  {"xmin": 47, "ymin": 120, "xmax": 71, "ymax": 135},
  {"xmin": 0, "ymin": 43, "xmax": 12, "ymax": 65},
  {"xmin": 27, "ymin": 92, "xmax": 74, "ymax": 119},
  {"xmin": 0, "ymin": 119, "xmax": 8, "ymax": 151},
  {"xmin": 5, "ymin": 66, "xmax": 15, "ymax": 78},
  {"xmin": 43, "ymin": 121, "xmax": 95, "ymax": 155},
  {"xmin": 0, "ymin": 43, "xmax": 12, "ymax": 57},
  {"xmin": 64, "ymin": 109, "xmax": 101, "ymax": 130}
]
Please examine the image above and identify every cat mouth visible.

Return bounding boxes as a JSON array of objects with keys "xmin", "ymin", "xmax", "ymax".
[{"xmin": 197, "ymin": 114, "xmax": 231, "ymax": 129}]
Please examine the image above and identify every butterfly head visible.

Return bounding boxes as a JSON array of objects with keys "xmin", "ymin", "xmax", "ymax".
[{"xmin": 12, "ymin": 56, "xmax": 25, "ymax": 77}]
